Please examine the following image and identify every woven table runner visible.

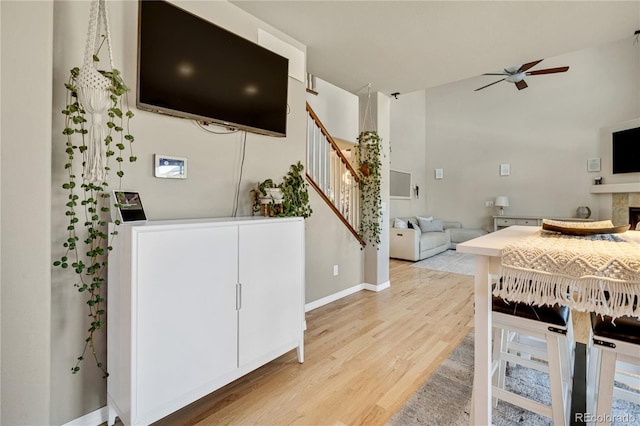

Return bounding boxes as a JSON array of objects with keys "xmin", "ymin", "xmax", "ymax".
[{"xmin": 497, "ymin": 230, "xmax": 640, "ymax": 319}]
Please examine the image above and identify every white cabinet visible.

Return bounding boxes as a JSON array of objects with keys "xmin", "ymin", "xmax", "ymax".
[
  {"xmin": 238, "ymin": 221, "xmax": 304, "ymax": 368},
  {"xmin": 107, "ymin": 217, "xmax": 304, "ymax": 426}
]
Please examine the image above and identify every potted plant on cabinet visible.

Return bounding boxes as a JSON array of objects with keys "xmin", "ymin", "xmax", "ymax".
[
  {"xmin": 253, "ymin": 178, "xmax": 284, "ymax": 216},
  {"xmin": 252, "ymin": 162, "xmax": 312, "ymax": 218}
]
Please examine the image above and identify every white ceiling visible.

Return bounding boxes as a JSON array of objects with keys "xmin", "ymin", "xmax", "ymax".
[{"xmin": 231, "ymin": 1, "xmax": 640, "ymax": 96}]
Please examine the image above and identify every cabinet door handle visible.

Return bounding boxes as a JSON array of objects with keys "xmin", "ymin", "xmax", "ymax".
[{"xmin": 236, "ymin": 283, "xmax": 242, "ymax": 310}]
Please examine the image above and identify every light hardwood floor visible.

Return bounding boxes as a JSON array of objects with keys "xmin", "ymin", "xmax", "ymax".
[{"xmin": 145, "ymin": 259, "xmax": 475, "ymax": 426}]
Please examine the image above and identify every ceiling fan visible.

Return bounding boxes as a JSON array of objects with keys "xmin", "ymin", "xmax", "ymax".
[{"xmin": 475, "ymin": 59, "xmax": 569, "ymax": 91}]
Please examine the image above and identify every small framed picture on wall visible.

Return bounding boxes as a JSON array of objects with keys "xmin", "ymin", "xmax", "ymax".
[{"xmin": 587, "ymin": 158, "xmax": 601, "ymax": 172}]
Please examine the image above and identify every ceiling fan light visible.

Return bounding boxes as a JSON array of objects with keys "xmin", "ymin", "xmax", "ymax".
[{"xmin": 505, "ymin": 72, "xmax": 526, "ymax": 83}]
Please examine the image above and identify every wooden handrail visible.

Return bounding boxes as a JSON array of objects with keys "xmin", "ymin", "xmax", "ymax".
[
  {"xmin": 306, "ymin": 173, "xmax": 364, "ymax": 245},
  {"xmin": 306, "ymin": 102, "xmax": 363, "ymax": 246},
  {"xmin": 306, "ymin": 103, "xmax": 360, "ymax": 183}
]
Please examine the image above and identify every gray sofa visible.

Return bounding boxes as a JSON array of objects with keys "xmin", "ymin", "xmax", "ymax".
[{"xmin": 389, "ymin": 216, "xmax": 488, "ymax": 261}]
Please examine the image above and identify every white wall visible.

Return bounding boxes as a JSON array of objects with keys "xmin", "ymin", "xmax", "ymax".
[
  {"xmin": 390, "ymin": 37, "xmax": 639, "ymax": 230},
  {"xmin": 306, "ymin": 77, "xmax": 359, "ymax": 143},
  {"xmin": 1, "ymin": 1, "xmax": 53, "ymax": 425},
  {"xmin": 389, "ymin": 90, "xmax": 428, "ymax": 218}
]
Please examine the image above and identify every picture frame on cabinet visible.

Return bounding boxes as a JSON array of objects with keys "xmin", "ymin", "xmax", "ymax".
[{"xmin": 113, "ymin": 190, "xmax": 147, "ymax": 222}]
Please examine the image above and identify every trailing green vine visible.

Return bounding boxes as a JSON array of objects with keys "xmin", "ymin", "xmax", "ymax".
[
  {"xmin": 53, "ymin": 53, "xmax": 136, "ymax": 378},
  {"xmin": 252, "ymin": 162, "xmax": 312, "ymax": 218},
  {"xmin": 357, "ymin": 131, "xmax": 383, "ymax": 247},
  {"xmin": 280, "ymin": 162, "xmax": 313, "ymax": 218}
]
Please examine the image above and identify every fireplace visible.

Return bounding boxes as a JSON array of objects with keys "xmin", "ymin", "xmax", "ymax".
[{"xmin": 630, "ymin": 207, "xmax": 640, "ymax": 230}]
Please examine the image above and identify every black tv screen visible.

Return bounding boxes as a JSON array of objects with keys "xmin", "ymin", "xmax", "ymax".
[
  {"xmin": 137, "ymin": 0, "xmax": 289, "ymax": 137},
  {"xmin": 612, "ymin": 127, "xmax": 640, "ymax": 174}
]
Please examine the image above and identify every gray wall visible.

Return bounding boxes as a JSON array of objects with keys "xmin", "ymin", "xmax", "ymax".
[
  {"xmin": 1, "ymin": 1, "xmax": 53, "ymax": 425},
  {"xmin": 304, "ymin": 77, "xmax": 365, "ymax": 300},
  {"xmin": 390, "ymin": 37, "xmax": 640, "ymax": 230},
  {"xmin": 1, "ymin": 1, "xmax": 364, "ymax": 424}
]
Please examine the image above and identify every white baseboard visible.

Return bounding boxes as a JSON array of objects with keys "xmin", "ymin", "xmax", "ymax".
[
  {"xmin": 304, "ymin": 280, "xmax": 390, "ymax": 312},
  {"xmin": 62, "ymin": 406, "xmax": 108, "ymax": 426},
  {"xmin": 66, "ymin": 284, "xmax": 391, "ymax": 426},
  {"xmin": 364, "ymin": 280, "xmax": 391, "ymax": 292},
  {"xmin": 305, "ymin": 283, "xmax": 366, "ymax": 312}
]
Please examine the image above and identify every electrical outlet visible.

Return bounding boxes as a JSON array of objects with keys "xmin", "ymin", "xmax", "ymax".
[
  {"xmin": 486, "ymin": 200, "xmax": 494, "ymax": 207},
  {"xmin": 333, "ymin": 265, "xmax": 339, "ymax": 276}
]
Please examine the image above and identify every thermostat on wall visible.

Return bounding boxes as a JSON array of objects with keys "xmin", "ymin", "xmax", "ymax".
[{"xmin": 155, "ymin": 154, "xmax": 187, "ymax": 179}]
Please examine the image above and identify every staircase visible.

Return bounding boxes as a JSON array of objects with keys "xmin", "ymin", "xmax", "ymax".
[{"xmin": 306, "ymin": 103, "xmax": 364, "ymax": 245}]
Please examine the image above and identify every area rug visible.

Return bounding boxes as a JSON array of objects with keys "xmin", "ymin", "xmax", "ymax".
[
  {"xmin": 387, "ymin": 331, "xmax": 640, "ymax": 426},
  {"xmin": 411, "ymin": 250, "xmax": 475, "ymax": 276}
]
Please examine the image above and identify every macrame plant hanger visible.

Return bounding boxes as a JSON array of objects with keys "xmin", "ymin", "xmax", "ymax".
[
  {"xmin": 360, "ymin": 83, "xmax": 377, "ymax": 133},
  {"xmin": 77, "ymin": 0, "xmax": 115, "ymax": 184}
]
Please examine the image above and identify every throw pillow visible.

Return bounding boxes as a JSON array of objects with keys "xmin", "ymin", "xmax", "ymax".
[
  {"xmin": 408, "ymin": 221, "xmax": 421, "ymax": 232},
  {"xmin": 393, "ymin": 217, "xmax": 408, "ymax": 229},
  {"xmin": 418, "ymin": 217, "xmax": 444, "ymax": 232},
  {"xmin": 407, "ymin": 218, "xmax": 421, "ymax": 232}
]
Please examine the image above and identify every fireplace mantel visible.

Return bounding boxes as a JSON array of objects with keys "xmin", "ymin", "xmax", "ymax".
[{"xmin": 590, "ymin": 183, "xmax": 640, "ymax": 194}]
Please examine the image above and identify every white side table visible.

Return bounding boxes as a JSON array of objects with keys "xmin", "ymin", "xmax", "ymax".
[{"xmin": 493, "ymin": 215, "xmax": 592, "ymax": 232}]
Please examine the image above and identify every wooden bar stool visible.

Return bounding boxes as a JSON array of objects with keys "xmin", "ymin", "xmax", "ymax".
[
  {"xmin": 587, "ymin": 313, "xmax": 640, "ymax": 426},
  {"xmin": 492, "ymin": 295, "xmax": 575, "ymax": 425}
]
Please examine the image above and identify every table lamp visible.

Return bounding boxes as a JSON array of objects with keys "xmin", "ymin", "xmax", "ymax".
[{"xmin": 495, "ymin": 196, "xmax": 509, "ymax": 216}]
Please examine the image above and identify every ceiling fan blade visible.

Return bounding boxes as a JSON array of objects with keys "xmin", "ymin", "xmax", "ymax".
[
  {"xmin": 474, "ymin": 78, "xmax": 506, "ymax": 91},
  {"xmin": 518, "ymin": 59, "xmax": 544, "ymax": 73},
  {"xmin": 482, "ymin": 73, "xmax": 508, "ymax": 76},
  {"xmin": 527, "ymin": 66, "xmax": 570, "ymax": 75},
  {"xmin": 515, "ymin": 80, "xmax": 528, "ymax": 90}
]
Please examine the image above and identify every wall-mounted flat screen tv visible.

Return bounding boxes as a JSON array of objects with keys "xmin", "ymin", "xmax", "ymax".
[
  {"xmin": 137, "ymin": 0, "xmax": 289, "ymax": 137},
  {"xmin": 612, "ymin": 127, "xmax": 640, "ymax": 174}
]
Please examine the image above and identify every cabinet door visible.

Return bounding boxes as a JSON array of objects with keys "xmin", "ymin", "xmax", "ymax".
[
  {"xmin": 238, "ymin": 221, "xmax": 303, "ymax": 367},
  {"xmin": 134, "ymin": 226, "xmax": 238, "ymax": 420}
]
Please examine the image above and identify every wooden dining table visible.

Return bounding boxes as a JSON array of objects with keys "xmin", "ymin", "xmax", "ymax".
[{"xmin": 457, "ymin": 225, "xmax": 640, "ymax": 425}]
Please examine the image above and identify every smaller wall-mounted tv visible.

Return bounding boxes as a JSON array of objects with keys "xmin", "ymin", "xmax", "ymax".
[
  {"xmin": 137, "ymin": 0, "xmax": 289, "ymax": 137},
  {"xmin": 612, "ymin": 127, "xmax": 640, "ymax": 174}
]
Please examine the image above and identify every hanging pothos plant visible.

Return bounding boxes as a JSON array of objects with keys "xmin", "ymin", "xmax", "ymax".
[
  {"xmin": 356, "ymin": 130, "xmax": 383, "ymax": 247},
  {"xmin": 280, "ymin": 162, "xmax": 313, "ymax": 218},
  {"xmin": 251, "ymin": 162, "xmax": 313, "ymax": 218},
  {"xmin": 53, "ymin": 42, "xmax": 136, "ymax": 378}
]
